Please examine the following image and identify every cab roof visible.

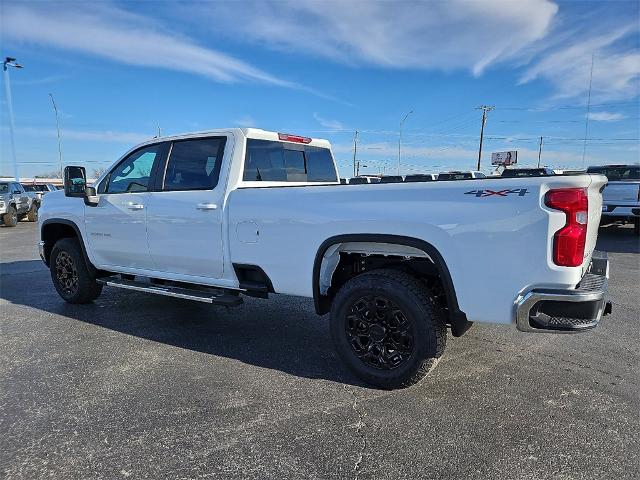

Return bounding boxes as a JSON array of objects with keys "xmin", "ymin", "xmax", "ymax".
[{"xmin": 145, "ymin": 128, "xmax": 331, "ymax": 149}]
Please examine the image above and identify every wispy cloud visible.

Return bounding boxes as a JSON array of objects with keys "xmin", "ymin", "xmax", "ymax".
[
  {"xmin": 194, "ymin": 0, "xmax": 639, "ymax": 102},
  {"xmin": 234, "ymin": 116, "xmax": 256, "ymax": 127},
  {"xmin": 2, "ymin": 3, "xmax": 294, "ymax": 88},
  {"xmin": 520, "ymin": 25, "xmax": 640, "ymax": 102},
  {"xmin": 197, "ymin": 0, "xmax": 557, "ymax": 76},
  {"xmin": 587, "ymin": 112, "xmax": 627, "ymax": 122},
  {"xmin": 313, "ymin": 113, "xmax": 345, "ymax": 130},
  {"xmin": 9, "ymin": 126, "xmax": 152, "ymax": 144},
  {"xmin": 12, "ymin": 75, "xmax": 70, "ymax": 86}
]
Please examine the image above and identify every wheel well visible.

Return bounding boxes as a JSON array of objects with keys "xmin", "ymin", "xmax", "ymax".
[
  {"xmin": 313, "ymin": 235, "xmax": 472, "ymax": 337},
  {"xmin": 41, "ymin": 222, "xmax": 79, "ymax": 266}
]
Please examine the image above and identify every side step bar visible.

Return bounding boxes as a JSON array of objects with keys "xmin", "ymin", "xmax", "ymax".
[{"xmin": 98, "ymin": 277, "xmax": 243, "ymax": 306}]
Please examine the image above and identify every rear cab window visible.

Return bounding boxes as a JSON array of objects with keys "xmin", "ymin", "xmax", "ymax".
[{"xmin": 243, "ymin": 138, "xmax": 338, "ymax": 184}]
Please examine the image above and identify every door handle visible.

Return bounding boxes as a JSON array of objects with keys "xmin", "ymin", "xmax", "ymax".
[
  {"xmin": 127, "ymin": 202, "xmax": 144, "ymax": 210},
  {"xmin": 196, "ymin": 203, "xmax": 217, "ymax": 210}
]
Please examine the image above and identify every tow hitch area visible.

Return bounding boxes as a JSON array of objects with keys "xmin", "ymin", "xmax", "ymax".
[{"xmin": 516, "ymin": 251, "xmax": 610, "ymax": 333}]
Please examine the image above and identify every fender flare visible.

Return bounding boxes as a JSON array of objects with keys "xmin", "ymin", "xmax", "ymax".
[
  {"xmin": 41, "ymin": 218, "xmax": 96, "ymax": 275},
  {"xmin": 312, "ymin": 234, "xmax": 471, "ymax": 336}
]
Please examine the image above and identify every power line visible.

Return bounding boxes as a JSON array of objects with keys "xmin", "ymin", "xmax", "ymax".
[{"xmin": 496, "ymin": 101, "xmax": 637, "ymax": 111}]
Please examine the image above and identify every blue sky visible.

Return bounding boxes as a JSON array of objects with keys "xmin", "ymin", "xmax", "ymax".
[{"xmin": 1, "ymin": 0, "xmax": 638, "ymax": 178}]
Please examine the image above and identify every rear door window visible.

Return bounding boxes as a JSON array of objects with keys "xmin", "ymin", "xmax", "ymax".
[
  {"xmin": 243, "ymin": 139, "xmax": 337, "ymax": 182},
  {"xmin": 163, "ymin": 137, "xmax": 226, "ymax": 191}
]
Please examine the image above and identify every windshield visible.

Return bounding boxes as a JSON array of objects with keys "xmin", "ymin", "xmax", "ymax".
[
  {"xmin": 587, "ymin": 166, "xmax": 640, "ymax": 180},
  {"xmin": 0, "ymin": 183, "xmax": 8, "ymax": 193}
]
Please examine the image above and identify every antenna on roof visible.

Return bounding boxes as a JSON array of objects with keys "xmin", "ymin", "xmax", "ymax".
[{"xmin": 581, "ymin": 52, "xmax": 595, "ymax": 168}]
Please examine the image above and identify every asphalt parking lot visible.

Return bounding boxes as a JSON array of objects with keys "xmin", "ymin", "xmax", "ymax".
[{"xmin": 1, "ymin": 221, "xmax": 638, "ymax": 480}]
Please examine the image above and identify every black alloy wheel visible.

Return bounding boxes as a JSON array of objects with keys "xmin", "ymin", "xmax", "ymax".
[
  {"xmin": 55, "ymin": 250, "xmax": 79, "ymax": 297},
  {"xmin": 345, "ymin": 295, "xmax": 415, "ymax": 370}
]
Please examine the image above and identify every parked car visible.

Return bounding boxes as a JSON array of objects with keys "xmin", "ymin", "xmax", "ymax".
[
  {"xmin": 404, "ymin": 174, "xmax": 437, "ymax": 182},
  {"xmin": 501, "ymin": 168, "xmax": 555, "ymax": 177},
  {"xmin": 0, "ymin": 181, "xmax": 35, "ymax": 226},
  {"xmin": 23, "ymin": 183, "xmax": 58, "ymax": 194},
  {"xmin": 379, "ymin": 175, "xmax": 404, "ymax": 183},
  {"xmin": 587, "ymin": 164, "xmax": 640, "ymax": 235},
  {"xmin": 347, "ymin": 176, "xmax": 380, "ymax": 184},
  {"xmin": 21, "ymin": 183, "xmax": 58, "ymax": 216},
  {"xmin": 39, "ymin": 128, "xmax": 611, "ymax": 388},
  {"xmin": 437, "ymin": 171, "xmax": 486, "ymax": 180}
]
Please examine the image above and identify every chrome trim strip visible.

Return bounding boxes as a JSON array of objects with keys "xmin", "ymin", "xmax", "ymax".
[{"xmin": 104, "ymin": 280, "xmax": 214, "ymax": 303}]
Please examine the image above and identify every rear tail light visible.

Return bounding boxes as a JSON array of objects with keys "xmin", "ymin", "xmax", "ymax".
[
  {"xmin": 545, "ymin": 188, "xmax": 588, "ymax": 267},
  {"xmin": 278, "ymin": 133, "xmax": 312, "ymax": 144}
]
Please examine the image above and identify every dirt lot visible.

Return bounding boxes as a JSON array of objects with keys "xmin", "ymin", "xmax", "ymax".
[{"xmin": 1, "ymin": 221, "xmax": 638, "ymax": 479}]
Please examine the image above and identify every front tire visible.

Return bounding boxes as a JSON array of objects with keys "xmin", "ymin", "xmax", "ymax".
[
  {"xmin": 50, "ymin": 238, "xmax": 103, "ymax": 303},
  {"xmin": 330, "ymin": 269, "xmax": 446, "ymax": 389},
  {"xmin": 2, "ymin": 206, "xmax": 18, "ymax": 227},
  {"xmin": 27, "ymin": 203, "xmax": 39, "ymax": 222}
]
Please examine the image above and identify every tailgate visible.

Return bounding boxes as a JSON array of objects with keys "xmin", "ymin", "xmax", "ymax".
[
  {"xmin": 603, "ymin": 181, "xmax": 640, "ymax": 205},
  {"xmin": 583, "ymin": 174, "xmax": 607, "ymax": 270}
]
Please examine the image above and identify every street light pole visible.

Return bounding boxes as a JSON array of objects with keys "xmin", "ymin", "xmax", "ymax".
[
  {"xmin": 3, "ymin": 57, "xmax": 23, "ymax": 181},
  {"xmin": 398, "ymin": 110, "xmax": 413, "ymax": 176},
  {"xmin": 49, "ymin": 93, "xmax": 64, "ymax": 178}
]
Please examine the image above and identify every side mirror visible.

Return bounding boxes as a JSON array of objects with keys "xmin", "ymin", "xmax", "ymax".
[
  {"xmin": 84, "ymin": 186, "xmax": 99, "ymax": 207},
  {"xmin": 64, "ymin": 166, "xmax": 87, "ymax": 197}
]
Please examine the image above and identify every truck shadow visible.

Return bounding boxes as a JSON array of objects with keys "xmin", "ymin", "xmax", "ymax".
[
  {"xmin": 596, "ymin": 224, "xmax": 639, "ymax": 254},
  {"xmin": 0, "ymin": 260, "xmax": 365, "ymax": 387}
]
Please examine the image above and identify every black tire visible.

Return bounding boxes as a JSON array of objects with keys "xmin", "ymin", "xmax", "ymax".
[
  {"xmin": 2, "ymin": 206, "xmax": 18, "ymax": 227},
  {"xmin": 330, "ymin": 269, "xmax": 446, "ymax": 389},
  {"xmin": 634, "ymin": 217, "xmax": 639, "ymax": 236},
  {"xmin": 27, "ymin": 203, "xmax": 39, "ymax": 222},
  {"xmin": 50, "ymin": 238, "xmax": 103, "ymax": 304}
]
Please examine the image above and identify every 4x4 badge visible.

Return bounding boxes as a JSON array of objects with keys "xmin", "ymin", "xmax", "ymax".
[{"xmin": 464, "ymin": 188, "xmax": 529, "ymax": 198}]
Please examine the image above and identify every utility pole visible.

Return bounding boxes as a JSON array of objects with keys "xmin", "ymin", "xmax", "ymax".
[
  {"xmin": 352, "ymin": 130, "xmax": 359, "ymax": 177},
  {"xmin": 398, "ymin": 110, "xmax": 413, "ymax": 175},
  {"xmin": 49, "ymin": 93, "xmax": 63, "ymax": 178},
  {"xmin": 3, "ymin": 57, "xmax": 23, "ymax": 181},
  {"xmin": 476, "ymin": 105, "xmax": 494, "ymax": 172},
  {"xmin": 537, "ymin": 136, "xmax": 544, "ymax": 167}
]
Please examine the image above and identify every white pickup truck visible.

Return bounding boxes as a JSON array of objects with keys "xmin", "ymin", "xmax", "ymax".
[
  {"xmin": 587, "ymin": 164, "xmax": 640, "ymax": 235},
  {"xmin": 39, "ymin": 128, "xmax": 612, "ymax": 388}
]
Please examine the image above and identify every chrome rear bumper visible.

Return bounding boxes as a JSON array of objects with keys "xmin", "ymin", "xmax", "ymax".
[{"xmin": 516, "ymin": 251, "xmax": 611, "ymax": 333}]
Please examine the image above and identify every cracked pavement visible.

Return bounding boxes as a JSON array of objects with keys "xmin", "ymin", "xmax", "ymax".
[{"xmin": 1, "ymin": 222, "xmax": 639, "ymax": 479}]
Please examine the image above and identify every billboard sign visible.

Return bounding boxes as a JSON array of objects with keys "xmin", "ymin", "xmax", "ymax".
[{"xmin": 491, "ymin": 151, "xmax": 517, "ymax": 166}]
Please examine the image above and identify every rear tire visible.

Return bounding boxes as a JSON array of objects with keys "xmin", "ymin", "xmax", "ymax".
[
  {"xmin": 50, "ymin": 238, "xmax": 103, "ymax": 303},
  {"xmin": 330, "ymin": 269, "xmax": 446, "ymax": 389},
  {"xmin": 27, "ymin": 203, "xmax": 39, "ymax": 222},
  {"xmin": 2, "ymin": 206, "xmax": 18, "ymax": 227}
]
